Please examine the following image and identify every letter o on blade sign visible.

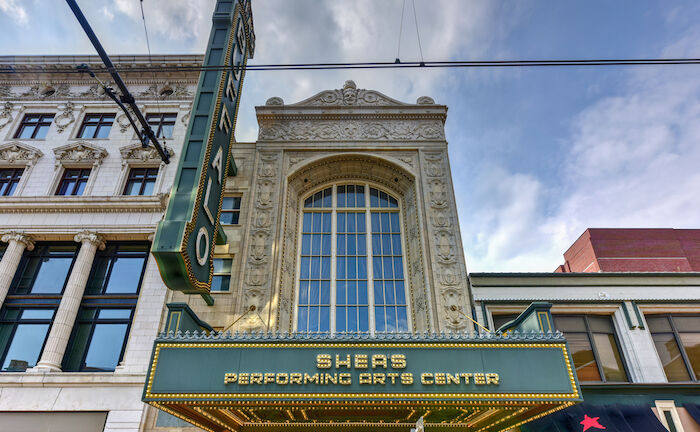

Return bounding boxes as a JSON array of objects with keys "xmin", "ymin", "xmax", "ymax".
[{"xmin": 196, "ymin": 227, "xmax": 210, "ymax": 266}]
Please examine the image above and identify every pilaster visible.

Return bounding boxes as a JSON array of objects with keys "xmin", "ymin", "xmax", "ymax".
[{"xmin": 0, "ymin": 231, "xmax": 35, "ymax": 307}]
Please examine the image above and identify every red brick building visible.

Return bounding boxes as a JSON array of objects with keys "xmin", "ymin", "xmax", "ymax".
[{"xmin": 555, "ymin": 228, "xmax": 700, "ymax": 272}]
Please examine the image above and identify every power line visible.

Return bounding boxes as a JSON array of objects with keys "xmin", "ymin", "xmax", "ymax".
[
  {"xmin": 3, "ymin": 58, "xmax": 700, "ymax": 74},
  {"xmin": 411, "ymin": 0, "xmax": 425, "ymax": 65}
]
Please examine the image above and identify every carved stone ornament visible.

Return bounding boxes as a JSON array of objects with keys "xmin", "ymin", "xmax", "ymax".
[
  {"xmin": 74, "ymin": 231, "xmax": 106, "ymax": 250},
  {"xmin": 265, "ymin": 97, "xmax": 284, "ymax": 106},
  {"xmin": 53, "ymin": 141, "xmax": 107, "ymax": 166},
  {"xmin": 417, "ymin": 96, "xmax": 435, "ymax": 104},
  {"xmin": 255, "ymin": 179, "xmax": 274, "ymax": 208},
  {"xmin": 119, "ymin": 143, "xmax": 173, "ymax": 165},
  {"xmin": 428, "ymin": 179, "xmax": 448, "ymax": 208},
  {"xmin": 116, "ymin": 106, "xmax": 138, "ymax": 133},
  {"xmin": 424, "ymin": 155, "xmax": 444, "ymax": 177},
  {"xmin": 435, "ymin": 230, "xmax": 455, "ymax": 263},
  {"xmin": 0, "ymin": 102, "xmax": 14, "ymax": 131},
  {"xmin": 259, "ymin": 120, "xmax": 444, "ymax": 141},
  {"xmin": 0, "ymin": 142, "xmax": 43, "ymax": 165},
  {"xmin": 442, "ymin": 288, "xmax": 467, "ymax": 330},
  {"xmin": 181, "ymin": 109, "xmax": 191, "ymax": 125},
  {"xmin": 1, "ymin": 231, "xmax": 35, "ymax": 251},
  {"xmin": 290, "ymin": 80, "xmax": 411, "ymax": 107},
  {"xmin": 54, "ymin": 102, "xmax": 76, "ymax": 133},
  {"xmin": 249, "ymin": 230, "xmax": 269, "ymax": 263}
]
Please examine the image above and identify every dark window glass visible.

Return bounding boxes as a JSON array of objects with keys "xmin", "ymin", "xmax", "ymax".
[
  {"xmin": 0, "ymin": 168, "xmax": 24, "ymax": 196},
  {"xmin": 86, "ymin": 244, "xmax": 149, "ymax": 295},
  {"xmin": 492, "ymin": 314, "xmax": 519, "ymax": 331},
  {"xmin": 11, "ymin": 244, "xmax": 77, "ymax": 295},
  {"xmin": 0, "ymin": 308, "xmax": 55, "ymax": 371},
  {"xmin": 56, "ymin": 168, "xmax": 91, "ymax": 196},
  {"xmin": 220, "ymin": 196, "xmax": 241, "ymax": 225},
  {"xmin": 14, "ymin": 114, "xmax": 54, "ymax": 139},
  {"xmin": 553, "ymin": 314, "xmax": 628, "ymax": 382},
  {"xmin": 64, "ymin": 243, "xmax": 148, "ymax": 372},
  {"xmin": 211, "ymin": 258, "xmax": 231, "ymax": 292},
  {"xmin": 146, "ymin": 113, "xmax": 177, "ymax": 139},
  {"xmin": 62, "ymin": 308, "xmax": 131, "ymax": 372},
  {"xmin": 648, "ymin": 314, "xmax": 700, "ymax": 381},
  {"xmin": 123, "ymin": 167, "xmax": 159, "ymax": 196},
  {"xmin": 77, "ymin": 114, "xmax": 114, "ymax": 139}
]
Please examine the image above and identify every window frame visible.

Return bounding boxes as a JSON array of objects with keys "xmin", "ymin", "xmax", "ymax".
[
  {"xmin": 62, "ymin": 242, "xmax": 150, "ymax": 372},
  {"xmin": 146, "ymin": 113, "xmax": 177, "ymax": 139},
  {"xmin": 55, "ymin": 167, "xmax": 92, "ymax": 196},
  {"xmin": 292, "ymin": 182, "xmax": 411, "ymax": 335},
  {"xmin": 553, "ymin": 313, "xmax": 630, "ymax": 383},
  {"xmin": 648, "ymin": 314, "xmax": 700, "ymax": 382},
  {"xmin": 0, "ymin": 307, "xmax": 56, "ymax": 372},
  {"xmin": 220, "ymin": 195, "xmax": 242, "ymax": 225},
  {"xmin": 122, "ymin": 167, "xmax": 160, "ymax": 196},
  {"xmin": 211, "ymin": 257, "xmax": 233, "ymax": 292},
  {"xmin": 0, "ymin": 167, "xmax": 24, "ymax": 196},
  {"xmin": 13, "ymin": 114, "xmax": 54, "ymax": 140},
  {"xmin": 76, "ymin": 113, "xmax": 115, "ymax": 139}
]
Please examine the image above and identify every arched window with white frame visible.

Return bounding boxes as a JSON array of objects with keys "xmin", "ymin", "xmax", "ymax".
[{"xmin": 295, "ymin": 183, "xmax": 410, "ymax": 334}]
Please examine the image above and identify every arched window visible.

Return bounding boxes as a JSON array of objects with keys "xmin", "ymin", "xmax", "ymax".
[{"xmin": 296, "ymin": 184, "xmax": 409, "ymax": 334}]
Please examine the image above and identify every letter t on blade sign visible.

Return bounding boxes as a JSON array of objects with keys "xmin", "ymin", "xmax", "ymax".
[{"xmin": 151, "ymin": 0, "xmax": 255, "ymax": 305}]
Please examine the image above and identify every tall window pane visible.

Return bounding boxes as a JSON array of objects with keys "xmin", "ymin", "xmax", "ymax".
[
  {"xmin": 649, "ymin": 315, "xmax": 700, "ymax": 381},
  {"xmin": 0, "ymin": 308, "xmax": 55, "ymax": 371},
  {"xmin": 12, "ymin": 245, "xmax": 77, "ymax": 295},
  {"xmin": 296, "ymin": 185, "xmax": 408, "ymax": 334},
  {"xmin": 336, "ymin": 211, "xmax": 368, "ymax": 332},
  {"xmin": 298, "ymin": 207, "xmax": 331, "ymax": 333},
  {"xmin": 0, "ymin": 168, "xmax": 24, "ymax": 196}
]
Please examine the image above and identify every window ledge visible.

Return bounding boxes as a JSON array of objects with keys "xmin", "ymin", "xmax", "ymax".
[
  {"xmin": 0, "ymin": 371, "xmax": 146, "ymax": 387},
  {"xmin": 0, "ymin": 194, "xmax": 168, "ymax": 213}
]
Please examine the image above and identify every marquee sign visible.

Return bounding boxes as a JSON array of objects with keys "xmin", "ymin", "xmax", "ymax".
[
  {"xmin": 143, "ymin": 333, "xmax": 581, "ymax": 431},
  {"xmin": 152, "ymin": 0, "xmax": 255, "ymax": 304}
]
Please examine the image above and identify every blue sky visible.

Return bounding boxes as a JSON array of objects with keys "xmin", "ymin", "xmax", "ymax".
[{"xmin": 2, "ymin": 0, "xmax": 699, "ymax": 272}]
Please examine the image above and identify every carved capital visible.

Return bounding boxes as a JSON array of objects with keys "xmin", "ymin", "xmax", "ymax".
[
  {"xmin": 1, "ymin": 231, "xmax": 35, "ymax": 251},
  {"xmin": 0, "ymin": 102, "xmax": 14, "ymax": 131},
  {"xmin": 74, "ymin": 231, "xmax": 106, "ymax": 250}
]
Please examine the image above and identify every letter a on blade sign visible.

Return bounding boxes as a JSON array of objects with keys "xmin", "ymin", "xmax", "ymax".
[{"xmin": 151, "ymin": 0, "xmax": 255, "ymax": 305}]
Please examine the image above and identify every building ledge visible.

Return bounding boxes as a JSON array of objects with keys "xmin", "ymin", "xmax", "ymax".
[
  {"xmin": 0, "ymin": 194, "xmax": 168, "ymax": 213},
  {"xmin": 0, "ymin": 371, "xmax": 147, "ymax": 387}
]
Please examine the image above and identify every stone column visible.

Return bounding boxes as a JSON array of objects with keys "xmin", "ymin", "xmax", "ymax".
[
  {"xmin": 33, "ymin": 231, "xmax": 105, "ymax": 372},
  {"xmin": 0, "ymin": 232, "xmax": 34, "ymax": 307}
]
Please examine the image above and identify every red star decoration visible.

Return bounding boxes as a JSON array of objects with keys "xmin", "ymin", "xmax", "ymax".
[{"xmin": 581, "ymin": 414, "xmax": 606, "ymax": 431}]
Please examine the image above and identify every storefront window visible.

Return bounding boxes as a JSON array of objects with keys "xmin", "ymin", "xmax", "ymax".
[
  {"xmin": 296, "ymin": 184, "xmax": 408, "ymax": 334},
  {"xmin": 648, "ymin": 315, "xmax": 700, "ymax": 382},
  {"xmin": 553, "ymin": 315, "xmax": 628, "ymax": 382}
]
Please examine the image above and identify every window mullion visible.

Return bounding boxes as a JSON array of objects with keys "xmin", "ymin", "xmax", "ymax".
[
  {"xmin": 330, "ymin": 206, "xmax": 337, "ymax": 335},
  {"xmin": 585, "ymin": 316, "xmax": 607, "ymax": 382},
  {"xmin": 366, "ymin": 207, "xmax": 375, "ymax": 336},
  {"xmin": 669, "ymin": 315, "xmax": 696, "ymax": 382}
]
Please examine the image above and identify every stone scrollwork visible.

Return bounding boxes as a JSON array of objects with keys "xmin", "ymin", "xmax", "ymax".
[
  {"xmin": 0, "ymin": 102, "xmax": 14, "ymax": 131},
  {"xmin": 435, "ymin": 230, "xmax": 455, "ymax": 263},
  {"xmin": 428, "ymin": 179, "xmax": 449, "ymax": 208},
  {"xmin": 116, "ymin": 106, "xmax": 138, "ymax": 133},
  {"xmin": 74, "ymin": 230, "xmax": 106, "ymax": 250},
  {"xmin": 1, "ymin": 231, "xmax": 35, "ymax": 251},
  {"xmin": 53, "ymin": 141, "xmax": 107, "ymax": 166},
  {"xmin": 291, "ymin": 80, "xmax": 409, "ymax": 107},
  {"xmin": 0, "ymin": 142, "xmax": 43, "ymax": 166},
  {"xmin": 442, "ymin": 288, "xmax": 467, "ymax": 330},
  {"xmin": 119, "ymin": 143, "xmax": 173, "ymax": 166},
  {"xmin": 54, "ymin": 102, "xmax": 76, "ymax": 134},
  {"xmin": 258, "ymin": 119, "xmax": 444, "ymax": 142}
]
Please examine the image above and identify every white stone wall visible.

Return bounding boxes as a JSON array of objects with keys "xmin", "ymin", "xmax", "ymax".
[{"xmin": 0, "ymin": 55, "xmax": 200, "ymax": 432}]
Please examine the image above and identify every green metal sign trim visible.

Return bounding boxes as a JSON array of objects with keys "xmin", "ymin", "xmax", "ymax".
[
  {"xmin": 143, "ymin": 339, "xmax": 581, "ymax": 403},
  {"xmin": 152, "ymin": 0, "xmax": 254, "ymax": 304}
]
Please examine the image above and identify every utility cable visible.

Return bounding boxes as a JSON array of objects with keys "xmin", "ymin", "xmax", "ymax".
[
  {"xmin": 396, "ymin": 0, "xmax": 406, "ymax": 62},
  {"xmin": 3, "ymin": 58, "xmax": 700, "ymax": 74},
  {"xmin": 140, "ymin": 0, "xmax": 163, "ymax": 148},
  {"xmin": 411, "ymin": 0, "xmax": 425, "ymax": 65}
]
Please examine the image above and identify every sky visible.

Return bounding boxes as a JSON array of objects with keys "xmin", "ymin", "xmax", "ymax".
[{"xmin": 1, "ymin": 0, "xmax": 700, "ymax": 272}]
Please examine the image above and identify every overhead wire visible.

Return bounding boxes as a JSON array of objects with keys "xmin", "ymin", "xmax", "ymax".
[
  {"xmin": 2, "ymin": 58, "xmax": 700, "ymax": 74},
  {"xmin": 139, "ymin": 0, "xmax": 162, "ymax": 141},
  {"xmin": 396, "ymin": 0, "xmax": 406, "ymax": 62},
  {"xmin": 411, "ymin": 0, "xmax": 425, "ymax": 65}
]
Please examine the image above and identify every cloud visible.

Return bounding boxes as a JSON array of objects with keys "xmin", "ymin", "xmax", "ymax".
[
  {"xmin": 113, "ymin": 0, "xmax": 213, "ymax": 44},
  {"xmin": 0, "ymin": 0, "xmax": 28, "ymax": 25}
]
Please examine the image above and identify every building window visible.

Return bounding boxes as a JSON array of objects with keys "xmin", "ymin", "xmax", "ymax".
[
  {"xmin": 211, "ymin": 258, "xmax": 232, "ymax": 292},
  {"xmin": 123, "ymin": 167, "xmax": 159, "ymax": 196},
  {"xmin": 0, "ymin": 308, "xmax": 55, "ymax": 371},
  {"xmin": 77, "ymin": 114, "xmax": 115, "ymax": 139},
  {"xmin": 13, "ymin": 114, "xmax": 54, "ymax": 139},
  {"xmin": 296, "ymin": 184, "xmax": 408, "ymax": 334},
  {"xmin": 1, "ymin": 244, "xmax": 78, "ymax": 372},
  {"xmin": 221, "ymin": 196, "xmax": 241, "ymax": 225},
  {"xmin": 648, "ymin": 315, "xmax": 700, "ymax": 382},
  {"xmin": 146, "ymin": 113, "xmax": 177, "ymax": 139},
  {"xmin": 0, "ymin": 168, "xmax": 23, "ymax": 196},
  {"xmin": 491, "ymin": 314, "xmax": 519, "ymax": 331},
  {"xmin": 63, "ymin": 243, "xmax": 149, "ymax": 372},
  {"xmin": 56, "ymin": 168, "xmax": 91, "ymax": 196},
  {"xmin": 553, "ymin": 315, "xmax": 628, "ymax": 382}
]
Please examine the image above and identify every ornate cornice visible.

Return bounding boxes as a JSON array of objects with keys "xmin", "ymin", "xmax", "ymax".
[
  {"xmin": 53, "ymin": 141, "xmax": 107, "ymax": 166},
  {"xmin": 0, "ymin": 141, "xmax": 43, "ymax": 165},
  {"xmin": 258, "ymin": 119, "xmax": 445, "ymax": 142},
  {"xmin": 1, "ymin": 231, "xmax": 35, "ymax": 250},
  {"xmin": 0, "ymin": 195, "xmax": 168, "ymax": 213},
  {"xmin": 286, "ymin": 80, "xmax": 412, "ymax": 107}
]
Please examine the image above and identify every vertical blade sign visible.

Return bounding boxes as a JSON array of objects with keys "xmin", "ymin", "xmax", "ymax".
[{"xmin": 152, "ymin": 0, "xmax": 255, "ymax": 305}]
